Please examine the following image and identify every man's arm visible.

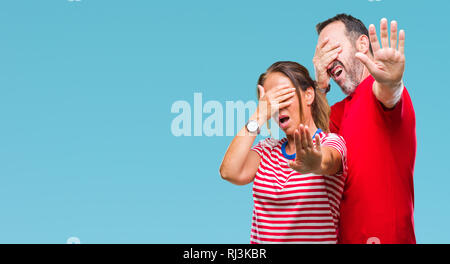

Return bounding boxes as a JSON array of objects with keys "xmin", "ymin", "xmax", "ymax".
[{"xmin": 355, "ymin": 18, "xmax": 406, "ymax": 109}]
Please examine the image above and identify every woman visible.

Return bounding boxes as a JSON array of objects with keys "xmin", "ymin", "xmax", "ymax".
[{"xmin": 219, "ymin": 61, "xmax": 347, "ymax": 244}]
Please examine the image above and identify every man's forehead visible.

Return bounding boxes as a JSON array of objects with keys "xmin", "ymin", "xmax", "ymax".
[{"xmin": 318, "ymin": 21, "xmax": 347, "ymax": 41}]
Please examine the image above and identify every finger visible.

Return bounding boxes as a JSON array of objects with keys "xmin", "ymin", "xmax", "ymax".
[
  {"xmin": 304, "ymin": 126, "xmax": 313, "ymax": 148},
  {"xmin": 322, "ymin": 41, "xmax": 341, "ymax": 53},
  {"xmin": 380, "ymin": 18, "xmax": 389, "ymax": 49},
  {"xmin": 314, "ymin": 135, "xmax": 321, "ymax": 152},
  {"xmin": 288, "ymin": 160, "xmax": 304, "ymax": 173},
  {"xmin": 390, "ymin": 20, "xmax": 398, "ymax": 49},
  {"xmin": 288, "ymin": 160, "xmax": 298, "ymax": 170},
  {"xmin": 294, "ymin": 129, "xmax": 303, "ymax": 157},
  {"xmin": 368, "ymin": 24, "xmax": 381, "ymax": 53},
  {"xmin": 276, "ymin": 91, "xmax": 296, "ymax": 103},
  {"xmin": 274, "ymin": 87, "xmax": 296, "ymax": 98},
  {"xmin": 318, "ymin": 37, "xmax": 330, "ymax": 50},
  {"xmin": 278, "ymin": 100, "xmax": 293, "ymax": 110},
  {"xmin": 323, "ymin": 50, "xmax": 341, "ymax": 70},
  {"xmin": 323, "ymin": 47, "xmax": 341, "ymax": 62},
  {"xmin": 355, "ymin": 52, "xmax": 378, "ymax": 75},
  {"xmin": 399, "ymin": 29, "xmax": 405, "ymax": 55},
  {"xmin": 299, "ymin": 125, "xmax": 308, "ymax": 149},
  {"xmin": 258, "ymin": 85, "xmax": 265, "ymax": 100}
]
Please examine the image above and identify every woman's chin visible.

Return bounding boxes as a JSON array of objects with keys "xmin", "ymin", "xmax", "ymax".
[
  {"xmin": 281, "ymin": 126, "xmax": 295, "ymax": 137},
  {"xmin": 277, "ymin": 121, "xmax": 297, "ymax": 136}
]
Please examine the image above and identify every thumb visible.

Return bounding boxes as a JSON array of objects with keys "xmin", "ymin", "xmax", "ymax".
[
  {"xmin": 288, "ymin": 160, "xmax": 293, "ymax": 168},
  {"xmin": 314, "ymin": 135, "xmax": 321, "ymax": 152},
  {"xmin": 288, "ymin": 160, "xmax": 297, "ymax": 170},
  {"xmin": 355, "ymin": 52, "xmax": 378, "ymax": 74},
  {"xmin": 288, "ymin": 160, "xmax": 304, "ymax": 174}
]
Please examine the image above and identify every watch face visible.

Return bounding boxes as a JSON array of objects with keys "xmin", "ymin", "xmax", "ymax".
[{"xmin": 247, "ymin": 121, "xmax": 258, "ymax": 132}]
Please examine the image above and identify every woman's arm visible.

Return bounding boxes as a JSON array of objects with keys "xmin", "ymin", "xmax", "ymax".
[
  {"xmin": 220, "ymin": 85, "xmax": 296, "ymax": 185},
  {"xmin": 318, "ymin": 146, "xmax": 343, "ymax": 176},
  {"xmin": 219, "ymin": 112, "xmax": 264, "ymax": 186},
  {"xmin": 288, "ymin": 124, "xmax": 343, "ymax": 176}
]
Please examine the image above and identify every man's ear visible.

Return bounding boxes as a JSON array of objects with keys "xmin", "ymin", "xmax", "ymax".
[
  {"xmin": 305, "ymin": 87, "xmax": 315, "ymax": 106},
  {"xmin": 356, "ymin": 34, "xmax": 370, "ymax": 54}
]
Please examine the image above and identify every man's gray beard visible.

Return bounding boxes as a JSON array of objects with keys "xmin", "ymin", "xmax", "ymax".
[{"xmin": 340, "ymin": 57, "xmax": 365, "ymax": 96}]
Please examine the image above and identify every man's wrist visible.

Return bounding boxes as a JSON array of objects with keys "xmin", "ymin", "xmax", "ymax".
[
  {"xmin": 317, "ymin": 83, "xmax": 331, "ymax": 94},
  {"xmin": 373, "ymin": 80, "xmax": 404, "ymax": 109},
  {"xmin": 376, "ymin": 80, "xmax": 403, "ymax": 91}
]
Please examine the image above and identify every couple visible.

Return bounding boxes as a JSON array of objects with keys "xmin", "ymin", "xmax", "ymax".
[{"xmin": 219, "ymin": 14, "xmax": 416, "ymax": 244}]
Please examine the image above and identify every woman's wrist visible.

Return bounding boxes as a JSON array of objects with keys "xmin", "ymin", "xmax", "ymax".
[
  {"xmin": 250, "ymin": 110, "xmax": 268, "ymax": 128},
  {"xmin": 315, "ymin": 163, "xmax": 326, "ymax": 175}
]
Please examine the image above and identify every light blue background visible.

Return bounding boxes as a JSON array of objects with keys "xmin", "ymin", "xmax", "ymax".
[{"xmin": 0, "ymin": 0, "xmax": 448, "ymax": 243}]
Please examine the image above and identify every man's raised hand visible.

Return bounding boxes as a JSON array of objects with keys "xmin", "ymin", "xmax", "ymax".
[{"xmin": 355, "ymin": 18, "xmax": 405, "ymax": 108}]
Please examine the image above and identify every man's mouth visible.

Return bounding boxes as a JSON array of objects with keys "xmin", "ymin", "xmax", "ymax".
[{"xmin": 328, "ymin": 61, "xmax": 344, "ymax": 79}]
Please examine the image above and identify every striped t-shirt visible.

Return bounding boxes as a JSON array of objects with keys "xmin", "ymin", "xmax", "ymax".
[{"xmin": 250, "ymin": 132, "xmax": 347, "ymax": 244}]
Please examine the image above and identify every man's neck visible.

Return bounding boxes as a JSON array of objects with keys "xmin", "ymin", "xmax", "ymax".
[{"xmin": 348, "ymin": 66, "xmax": 371, "ymax": 96}]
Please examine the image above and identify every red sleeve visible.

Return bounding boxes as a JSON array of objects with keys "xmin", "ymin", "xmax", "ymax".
[
  {"xmin": 329, "ymin": 100, "xmax": 346, "ymax": 134},
  {"xmin": 370, "ymin": 85, "xmax": 415, "ymax": 125}
]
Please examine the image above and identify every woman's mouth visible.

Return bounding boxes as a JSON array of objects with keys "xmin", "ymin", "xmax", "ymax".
[{"xmin": 279, "ymin": 115, "xmax": 291, "ymax": 129}]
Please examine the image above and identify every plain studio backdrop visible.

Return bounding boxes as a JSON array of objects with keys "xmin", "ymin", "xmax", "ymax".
[{"xmin": 0, "ymin": 0, "xmax": 448, "ymax": 243}]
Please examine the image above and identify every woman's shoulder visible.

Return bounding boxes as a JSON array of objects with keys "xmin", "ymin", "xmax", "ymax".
[
  {"xmin": 318, "ymin": 131, "xmax": 347, "ymax": 149},
  {"xmin": 254, "ymin": 137, "xmax": 286, "ymax": 151},
  {"xmin": 319, "ymin": 131, "xmax": 343, "ymax": 140}
]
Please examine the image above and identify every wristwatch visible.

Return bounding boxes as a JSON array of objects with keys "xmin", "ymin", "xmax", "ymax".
[
  {"xmin": 317, "ymin": 84, "xmax": 331, "ymax": 94},
  {"xmin": 246, "ymin": 120, "xmax": 261, "ymax": 135}
]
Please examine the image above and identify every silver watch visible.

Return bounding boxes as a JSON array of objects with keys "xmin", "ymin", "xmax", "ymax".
[{"xmin": 246, "ymin": 120, "xmax": 261, "ymax": 135}]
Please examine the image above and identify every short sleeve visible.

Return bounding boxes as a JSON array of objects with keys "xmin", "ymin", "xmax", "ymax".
[
  {"xmin": 330, "ymin": 99, "xmax": 347, "ymax": 134},
  {"xmin": 251, "ymin": 138, "xmax": 278, "ymax": 158},
  {"xmin": 370, "ymin": 84, "xmax": 416, "ymax": 125},
  {"xmin": 321, "ymin": 133, "xmax": 347, "ymax": 175}
]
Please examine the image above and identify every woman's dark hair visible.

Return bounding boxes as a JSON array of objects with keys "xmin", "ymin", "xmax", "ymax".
[{"xmin": 257, "ymin": 61, "xmax": 330, "ymax": 132}]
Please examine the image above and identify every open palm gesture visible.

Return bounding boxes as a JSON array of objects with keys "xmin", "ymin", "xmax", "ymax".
[
  {"xmin": 355, "ymin": 18, "xmax": 405, "ymax": 89},
  {"xmin": 288, "ymin": 125, "xmax": 322, "ymax": 175}
]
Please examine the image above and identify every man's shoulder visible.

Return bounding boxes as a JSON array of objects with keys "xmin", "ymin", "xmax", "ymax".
[
  {"xmin": 331, "ymin": 98, "xmax": 347, "ymax": 111},
  {"xmin": 330, "ymin": 97, "xmax": 350, "ymax": 119}
]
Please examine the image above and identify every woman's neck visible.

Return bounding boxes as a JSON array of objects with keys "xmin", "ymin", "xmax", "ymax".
[{"xmin": 285, "ymin": 119, "xmax": 318, "ymax": 155}]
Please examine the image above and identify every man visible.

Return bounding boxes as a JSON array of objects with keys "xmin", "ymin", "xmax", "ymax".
[{"xmin": 312, "ymin": 14, "xmax": 416, "ymax": 244}]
